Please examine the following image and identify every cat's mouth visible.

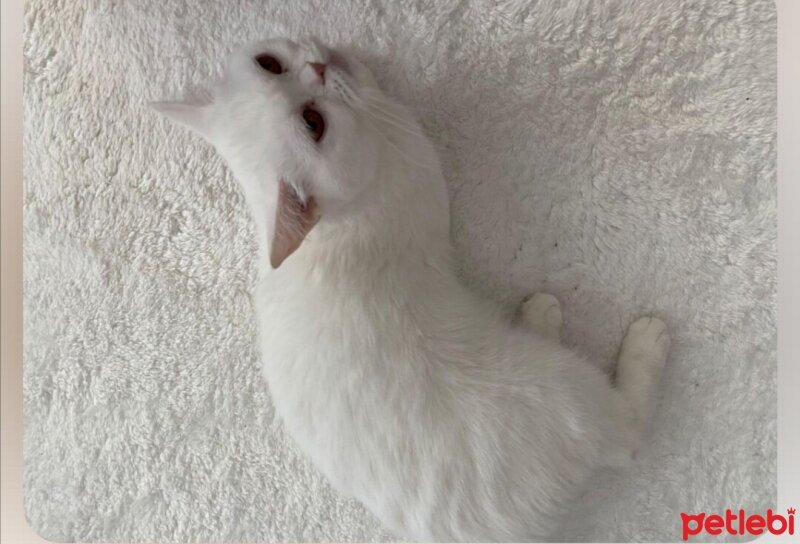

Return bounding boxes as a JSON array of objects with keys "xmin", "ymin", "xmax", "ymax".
[
  {"xmin": 308, "ymin": 49, "xmax": 351, "ymax": 86},
  {"xmin": 326, "ymin": 50, "xmax": 351, "ymax": 76},
  {"xmin": 312, "ymin": 52, "xmax": 358, "ymax": 104}
]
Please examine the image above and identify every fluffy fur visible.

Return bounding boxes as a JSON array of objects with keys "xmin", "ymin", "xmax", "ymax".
[{"xmin": 153, "ymin": 38, "xmax": 670, "ymax": 541}]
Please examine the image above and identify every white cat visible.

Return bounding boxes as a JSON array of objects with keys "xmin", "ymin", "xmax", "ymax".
[{"xmin": 153, "ymin": 37, "xmax": 670, "ymax": 542}]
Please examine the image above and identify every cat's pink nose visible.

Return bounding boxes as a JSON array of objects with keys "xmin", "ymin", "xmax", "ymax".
[{"xmin": 309, "ymin": 62, "xmax": 326, "ymax": 83}]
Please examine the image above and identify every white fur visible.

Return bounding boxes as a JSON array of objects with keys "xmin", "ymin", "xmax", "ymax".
[{"xmin": 154, "ymin": 38, "xmax": 670, "ymax": 542}]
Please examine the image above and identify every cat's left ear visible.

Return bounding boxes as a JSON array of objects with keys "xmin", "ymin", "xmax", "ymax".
[{"xmin": 150, "ymin": 99, "xmax": 213, "ymax": 141}]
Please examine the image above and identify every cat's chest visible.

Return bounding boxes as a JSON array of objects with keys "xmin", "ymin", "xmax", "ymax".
[
  {"xmin": 253, "ymin": 276, "xmax": 422, "ymax": 410},
  {"xmin": 252, "ymin": 279, "xmax": 431, "ymax": 488}
]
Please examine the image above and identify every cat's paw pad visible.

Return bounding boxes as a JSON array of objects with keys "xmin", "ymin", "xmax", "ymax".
[
  {"xmin": 522, "ymin": 292, "xmax": 562, "ymax": 340},
  {"xmin": 622, "ymin": 317, "xmax": 670, "ymax": 366}
]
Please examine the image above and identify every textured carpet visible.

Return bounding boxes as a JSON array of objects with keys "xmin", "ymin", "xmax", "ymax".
[{"xmin": 23, "ymin": 0, "xmax": 776, "ymax": 541}]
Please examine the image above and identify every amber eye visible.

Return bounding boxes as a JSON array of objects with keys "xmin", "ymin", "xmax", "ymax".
[
  {"xmin": 255, "ymin": 53, "xmax": 283, "ymax": 74},
  {"xmin": 302, "ymin": 105, "xmax": 325, "ymax": 142}
]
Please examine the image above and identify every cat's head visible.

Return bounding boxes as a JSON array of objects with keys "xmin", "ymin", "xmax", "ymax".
[{"xmin": 153, "ymin": 37, "xmax": 417, "ymax": 268}]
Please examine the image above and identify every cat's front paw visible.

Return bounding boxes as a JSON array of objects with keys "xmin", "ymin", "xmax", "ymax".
[
  {"xmin": 522, "ymin": 292, "xmax": 562, "ymax": 342},
  {"xmin": 622, "ymin": 317, "xmax": 670, "ymax": 370},
  {"xmin": 615, "ymin": 316, "xmax": 671, "ymax": 441}
]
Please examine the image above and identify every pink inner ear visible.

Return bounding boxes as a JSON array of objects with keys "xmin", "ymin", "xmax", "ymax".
[{"xmin": 270, "ymin": 180, "xmax": 319, "ymax": 269}]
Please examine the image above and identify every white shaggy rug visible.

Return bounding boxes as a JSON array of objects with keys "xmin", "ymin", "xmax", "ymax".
[{"xmin": 23, "ymin": 0, "xmax": 776, "ymax": 541}]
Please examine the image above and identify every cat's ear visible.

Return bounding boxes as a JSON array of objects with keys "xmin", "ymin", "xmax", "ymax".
[
  {"xmin": 270, "ymin": 180, "xmax": 320, "ymax": 268},
  {"xmin": 150, "ymin": 99, "xmax": 213, "ymax": 141}
]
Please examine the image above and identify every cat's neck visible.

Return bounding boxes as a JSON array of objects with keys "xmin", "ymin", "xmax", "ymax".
[{"xmin": 262, "ymin": 166, "xmax": 452, "ymax": 284}]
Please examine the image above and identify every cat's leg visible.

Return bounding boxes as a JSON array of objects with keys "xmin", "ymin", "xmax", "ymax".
[
  {"xmin": 614, "ymin": 317, "xmax": 670, "ymax": 442},
  {"xmin": 521, "ymin": 292, "xmax": 562, "ymax": 343}
]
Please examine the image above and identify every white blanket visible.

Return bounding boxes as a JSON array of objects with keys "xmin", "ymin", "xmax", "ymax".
[{"xmin": 23, "ymin": 0, "xmax": 776, "ymax": 541}]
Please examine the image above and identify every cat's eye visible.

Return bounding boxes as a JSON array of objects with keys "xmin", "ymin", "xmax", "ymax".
[
  {"xmin": 302, "ymin": 105, "xmax": 326, "ymax": 142},
  {"xmin": 255, "ymin": 53, "xmax": 284, "ymax": 74}
]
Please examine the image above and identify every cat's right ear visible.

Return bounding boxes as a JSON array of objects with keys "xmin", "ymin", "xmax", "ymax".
[{"xmin": 150, "ymin": 99, "xmax": 213, "ymax": 141}]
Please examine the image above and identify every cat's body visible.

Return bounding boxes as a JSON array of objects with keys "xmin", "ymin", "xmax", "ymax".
[
  {"xmin": 154, "ymin": 37, "xmax": 670, "ymax": 542},
  {"xmin": 257, "ymin": 249, "xmax": 636, "ymax": 540}
]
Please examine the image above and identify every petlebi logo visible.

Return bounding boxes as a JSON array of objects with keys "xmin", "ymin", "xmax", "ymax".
[{"xmin": 680, "ymin": 507, "xmax": 796, "ymax": 541}]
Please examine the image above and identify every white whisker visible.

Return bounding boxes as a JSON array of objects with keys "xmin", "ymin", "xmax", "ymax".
[
  {"xmin": 361, "ymin": 89, "xmax": 437, "ymax": 115},
  {"xmin": 365, "ymin": 102, "xmax": 423, "ymax": 131},
  {"xmin": 362, "ymin": 115, "xmax": 439, "ymax": 172},
  {"xmin": 364, "ymin": 108, "xmax": 427, "ymax": 139}
]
